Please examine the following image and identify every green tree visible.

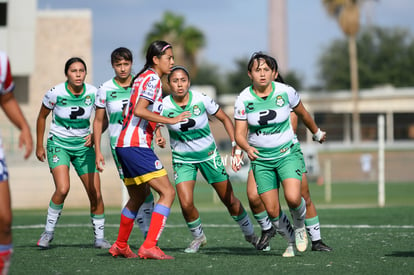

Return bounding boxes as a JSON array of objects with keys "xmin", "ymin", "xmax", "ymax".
[
  {"xmin": 225, "ymin": 58, "xmax": 251, "ymax": 95},
  {"xmin": 191, "ymin": 63, "xmax": 227, "ymax": 94},
  {"xmin": 322, "ymin": 0, "xmax": 362, "ymax": 142},
  {"xmin": 143, "ymin": 11, "xmax": 205, "ymax": 78},
  {"xmin": 318, "ymin": 26, "xmax": 414, "ymax": 90}
]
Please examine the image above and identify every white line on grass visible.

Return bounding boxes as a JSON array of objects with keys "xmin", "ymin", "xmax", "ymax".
[{"xmin": 12, "ymin": 224, "xmax": 414, "ymax": 229}]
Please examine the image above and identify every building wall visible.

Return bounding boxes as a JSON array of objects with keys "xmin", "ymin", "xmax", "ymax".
[
  {"xmin": 0, "ymin": 0, "xmax": 37, "ymax": 75},
  {"xmin": 28, "ymin": 9, "xmax": 93, "ymax": 119}
]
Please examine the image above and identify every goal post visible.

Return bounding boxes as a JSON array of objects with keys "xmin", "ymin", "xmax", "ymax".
[{"xmin": 378, "ymin": 115, "xmax": 385, "ymax": 207}]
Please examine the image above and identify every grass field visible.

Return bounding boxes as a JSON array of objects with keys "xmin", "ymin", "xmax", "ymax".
[{"xmin": 9, "ymin": 182, "xmax": 414, "ymax": 275}]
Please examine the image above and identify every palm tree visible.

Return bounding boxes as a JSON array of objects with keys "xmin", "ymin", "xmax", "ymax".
[
  {"xmin": 143, "ymin": 11, "xmax": 205, "ymax": 79},
  {"xmin": 322, "ymin": 0, "xmax": 361, "ymax": 142}
]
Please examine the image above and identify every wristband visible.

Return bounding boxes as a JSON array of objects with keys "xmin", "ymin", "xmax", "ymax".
[
  {"xmin": 312, "ymin": 128, "xmax": 324, "ymax": 142},
  {"xmin": 231, "ymin": 141, "xmax": 237, "ymax": 147},
  {"xmin": 235, "ymin": 149, "xmax": 242, "ymax": 155}
]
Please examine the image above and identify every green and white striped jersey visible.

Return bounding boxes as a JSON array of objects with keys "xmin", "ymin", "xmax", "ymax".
[
  {"xmin": 234, "ymin": 81, "xmax": 300, "ymax": 160},
  {"xmin": 95, "ymin": 78, "xmax": 131, "ymax": 148},
  {"xmin": 42, "ymin": 82, "xmax": 97, "ymax": 147},
  {"xmin": 162, "ymin": 90, "xmax": 220, "ymax": 163}
]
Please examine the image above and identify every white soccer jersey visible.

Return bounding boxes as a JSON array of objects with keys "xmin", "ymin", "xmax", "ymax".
[
  {"xmin": 117, "ymin": 69, "xmax": 163, "ymax": 148},
  {"xmin": 95, "ymin": 78, "xmax": 131, "ymax": 148},
  {"xmin": 162, "ymin": 90, "xmax": 220, "ymax": 163},
  {"xmin": 42, "ymin": 82, "xmax": 97, "ymax": 139},
  {"xmin": 234, "ymin": 81, "xmax": 300, "ymax": 160}
]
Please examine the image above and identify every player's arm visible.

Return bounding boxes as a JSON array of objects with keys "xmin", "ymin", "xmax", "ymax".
[
  {"xmin": 0, "ymin": 92, "xmax": 33, "ymax": 159},
  {"xmin": 235, "ymin": 119, "xmax": 259, "ymax": 161},
  {"xmin": 293, "ymin": 101, "xmax": 326, "ymax": 143},
  {"xmin": 154, "ymin": 124, "xmax": 166, "ymax": 148},
  {"xmin": 214, "ymin": 107, "xmax": 240, "ymax": 154},
  {"xmin": 134, "ymin": 98, "xmax": 190, "ymax": 124},
  {"xmin": 36, "ymin": 104, "xmax": 51, "ymax": 162},
  {"xmin": 93, "ymin": 107, "xmax": 107, "ymax": 171}
]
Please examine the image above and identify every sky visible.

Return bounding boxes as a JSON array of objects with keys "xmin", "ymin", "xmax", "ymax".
[{"xmin": 38, "ymin": 0, "xmax": 414, "ymax": 88}]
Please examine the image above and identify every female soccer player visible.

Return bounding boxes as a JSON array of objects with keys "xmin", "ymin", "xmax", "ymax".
[
  {"xmin": 109, "ymin": 41, "xmax": 190, "ymax": 260},
  {"xmin": 243, "ymin": 112, "xmax": 332, "ymax": 256},
  {"xmin": 0, "ymin": 51, "xmax": 33, "ymax": 274},
  {"xmin": 234, "ymin": 52, "xmax": 326, "ymax": 255},
  {"xmin": 93, "ymin": 47, "xmax": 154, "ymax": 237},
  {"xmin": 162, "ymin": 66, "xmax": 257, "ymax": 253},
  {"xmin": 36, "ymin": 57, "xmax": 110, "ymax": 250}
]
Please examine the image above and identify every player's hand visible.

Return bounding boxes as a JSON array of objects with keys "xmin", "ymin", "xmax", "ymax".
[
  {"xmin": 231, "ymin": 149, "xmax": 244, "ymax": 172},
  {"xmin": 95, "ymin": 152, "xmax": 105, "ymax": 172},
  {"xmin": 19, "ymin": 127, "xmax": 33, "ymax": 160},
  {"xmin": 312, "ymin": 128, "xmax": 326, "ymax": 144},
  {"xmin": 156, "ymin": 136, "xmax": 166, "ymax": 148},
  {"xmin": 246, "ymin": 146, "xmax": 259, "ymax": 161},
  {"xmin": 36, "ymin": 146, "xmax": 46, "ymax": 162},
  {"xmin": 173, "ymin": 111, "xmax": 191, "ymax": 124},
  {"xmin": 83, "ymin": 134, "xmax": 94, "ymax": 147}
]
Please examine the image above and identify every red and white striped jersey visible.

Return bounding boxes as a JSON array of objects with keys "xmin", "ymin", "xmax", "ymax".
[
  {"xmin": 0, "ymin": 52, "xmax": 15, "ymax": 95},
  {"xmin": 116, "ymin": 68, "xmax": 163, "ymax": 148}
]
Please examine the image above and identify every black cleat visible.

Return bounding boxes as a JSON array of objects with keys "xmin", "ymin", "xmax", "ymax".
[
  {"xmin": 311, "ymin": 240, "xmax": 333, "ymax": 252},
  {"xmin": 256, "ymin": 226, "xmax": 277, "ymax": 250}
]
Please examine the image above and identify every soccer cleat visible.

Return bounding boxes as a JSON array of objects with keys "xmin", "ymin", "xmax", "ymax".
[
  {"xmin": 262, "ymin": 245, "xmax": 271, "ymax": 252},
  {"xmin": 37, "ymin": 231, "xmax": 54, "ymax": 249},
  {"xmin": 256, "ymin": 226, "xmax": 276, "ymax": 250},
  {"xmin": 109, "ymin": 243, "xmax": 138, "ymax": 258},
  {"xmin": 312, "ymin": 240, "xmax": 333, "ymax": 252},
  {"xmin": 94, "ymin": 238, "xmax": 111, "ymax": 249},
  {"xmin": 138, "ymin": 246, "xmax": 174, "ymax": 260},
  {"xmin": 294, "ymin": 227, "xmax": 308, "ymax": 252},
  {"xmin": 244, "ymin": 233, "xmax": 259, "ymax": 248},
  {"xmin": 282, "ymin": 243, "xmax": 295, "ymax": 257},
  {"xmin": 184, "ymin": 235, "xmax": 207, "ymax": 253},
  {"xmin": 0, "ymin": 249, "xmax": 12, "ymax": 275}
]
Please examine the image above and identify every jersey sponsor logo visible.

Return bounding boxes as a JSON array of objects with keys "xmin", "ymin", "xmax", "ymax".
[
  {"xmin": 193, "ymin": 105, "xmax": 200, "ymax": 116},
  {"xmin": 276, "ymin": 95, "xmax": 285, "ymax": 107},
  {"xmin": 58, "ymin": 98, "xmax": 67, "ymax": 105},
  {"xmin": 69, "ymin": 106, "xmax": 85, "ymax": 119},
  {"xmin": 179, "ymin": 118, "xmax": 195, "ymax": 132},
  {"xmin": 246, "ymin": 102, "xmax": 254, "ymax": 111},
  {"xmin": 255, "ymin": 128, "xmax": 281, "ymax": 136},
  {"xmin": 258, "ymin": 110, "xmax": 277, "ymax": 125},
  {"xmin": 110, "ymin": 92, "xmax": 118, "ymax": 99}
]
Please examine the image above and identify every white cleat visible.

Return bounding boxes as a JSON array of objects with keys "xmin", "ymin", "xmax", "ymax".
[
  {"xmin": 295, "ymin": 227, "xmax": 308, "ymax": 252},
  {"xmin": 282, "ymin": 243, "xmax": 295, "ymax": 257},
  {"xmin": 184, "ymin": 235, "xmax": 207, "ymax": 253}
]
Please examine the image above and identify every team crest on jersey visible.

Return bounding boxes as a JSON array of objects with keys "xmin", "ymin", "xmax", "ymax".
[
  {"xmin": 154, "ymin": 160, "xmax": 163, "ymax": 169},
  {"xmin": 52, "ymin": 155, "xmax": 60, "ymax": 163},
  {"xmin": 193, "ymin": 105, "xmax": 201, "ymax": 116},
  {"xmin": 84, "ymin": 95, "xmax": 92, "ymax": 106},
  {"xmin": 276, "ymin": 95, "xmax": 285, "ymax": 107}
]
